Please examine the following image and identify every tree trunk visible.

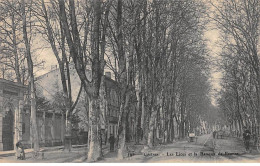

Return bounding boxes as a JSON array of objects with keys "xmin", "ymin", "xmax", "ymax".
[
  {"xmin": 87, "ymin": 97, "xmax": 102, "ymax": 161},
  {"xmin": 179, "ymin": 100, "xmax": 185, "ymax": 139},
  {"xmin": 117, "ymin": 106, "xmax": 126, "ymax": 159},
  {"xmin": 41, "ymin": 0, "xmax": 75, "ymax": 151},
  {"xmin": 170, "ymin": 115, "xmax": 175, "ymax": 142},
  {"xmin": 11, "ymin": 14, "xmax": 21, "ymax": 83},
  {"xmin": 141, "ymin": 94, "xmax": 146, "ymax": 141},
  {"xmin": 21, "ymin": 0, "xmax": 39, "ymax": 152},
  {"xmin": 147, "ymin": 106, "xmax": 157, "ymax": 147},
  {"xmin": 58, "ymin": 0, "xmax": 103, "ymax": 160},
  {"xmin": 87, "ymin": 0, "xmax": 102, "ymax": 161},
  {"xmin": 64, "ymin": 111, "xmax": 72, "ymax": 151},
  {"xmin": 115, "ymin": 0, "xmax": 130, "ymax": 159}
]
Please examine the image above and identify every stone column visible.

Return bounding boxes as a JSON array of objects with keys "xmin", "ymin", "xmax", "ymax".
[
  {"xmin": 14, "ymin": 100, "xmax": 23, "ymax": 157},
  {"xmin": 42, "ymin": 111, "xmax": 46, "ymax": 145},
  {"xmin": 0, "ymin": 113, "xmax": 3, "ymax": 151},
  {"xmin": 61, "ymin": 113, "xmax": 64, "ymax": 142},
  {"xmin": 0, "ymin": 95, "xmax": 3, "ymax": 150},
  {"xmin": 13, "ymin": 100, "xmax": 23, "ymax": 147},
  {"xmin": 29, "ymin": 109, "xmax": 32, "ymax": 148},
  {"xmin": 51, "ymin": 111, "xmax": 55, "ymax": 145},
  {"xmin": 14, "ymin": 102, "xmax": 19, "ymax": 150},
  {"xmin": 18, "ymin": 100, "xmax": 23, "ymax": 142}
]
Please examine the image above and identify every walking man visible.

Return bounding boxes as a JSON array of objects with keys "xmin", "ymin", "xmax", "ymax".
[
  {"xmin": 243, "ymin": 128, "xmax": 251, "ymax": 152},
  {"xmin": 109, "ymin": 134, "xmax": 115, "ymax": 152},
  {"xmin": 213, "ymin": 131, "xmax": 217, "ymax": 139}
]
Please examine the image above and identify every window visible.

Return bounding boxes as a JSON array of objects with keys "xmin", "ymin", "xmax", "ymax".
[
  {"xmin": 111, "ymin": 126, "xmax": 114, "ymax": 135},
  {"xmin": 108, "ymin": 125, "xmax": 110, "ymax": 135},
  {"xmin": 110, "ymin": 90, "xmax": 118, "ymax": 106}
]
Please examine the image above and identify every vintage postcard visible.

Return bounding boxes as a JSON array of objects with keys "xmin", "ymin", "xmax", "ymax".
[{"xmin": 0, "ymin": 0, "xmax": 259, "ymax": 163}]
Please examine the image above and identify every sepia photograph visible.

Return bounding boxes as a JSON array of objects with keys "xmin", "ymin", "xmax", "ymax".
[{"xmin": 0, "ymin": 0, "xmax": 259, "ymax": 163}]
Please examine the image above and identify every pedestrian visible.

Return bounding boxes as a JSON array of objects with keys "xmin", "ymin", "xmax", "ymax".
[
  {"xmin": 16, "ymin": 141, "xmax": 25, "ymax": 160},
  {"xmin": 243, "ymin": 128, "xmax": 251, "ymax": 152},
  {"xmin": 108, "ymin": 134, "xmax": 115, "ymax": 152},
  {"xmin": 213, "ymin": 131, "xmax": 217, "ymax": 139}
]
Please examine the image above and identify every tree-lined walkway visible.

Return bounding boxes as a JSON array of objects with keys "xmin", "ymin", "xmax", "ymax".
[
  {"xmin": 0, "ymin": 0, "xmax": 260, "ymax": 162},
  {"xmin": 1, "ymin": 134, "xmax": 259, "ymax": 163},
  {"xmin": 97, "ymin": 134, "xmax": 260, "ymax": 163},
  {"xmin": 213, "ymin": 136, "xmax": 260, "ymax": 162}
]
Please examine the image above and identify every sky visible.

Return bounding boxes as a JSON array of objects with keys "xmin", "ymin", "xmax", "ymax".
[
  {"xmin": 204, "ymin": 0, "xmax": 223, "ymax": 106},
  {"xmin": 204, "ymin": 28, "xmax": 222, "ymax": 106}
]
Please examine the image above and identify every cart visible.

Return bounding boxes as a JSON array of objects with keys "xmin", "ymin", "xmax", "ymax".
[{"xmin": 189, "ymin": 133, "xmax": 196, "ymax": 142}]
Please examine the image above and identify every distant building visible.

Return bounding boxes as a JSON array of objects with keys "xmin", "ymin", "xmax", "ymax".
[
  {"xmin": 36, "ymin": 63, "xmax": 135, "ymax": 145},
  {"xmin": 0, "ymin": 63, "xmax": 136, "ymax": 151},
  {"xmin": 0, "ymin": 78, "xmax": 66, "ymax": 151}
]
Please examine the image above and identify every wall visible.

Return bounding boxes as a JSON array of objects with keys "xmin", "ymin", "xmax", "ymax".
[
  {"xmin": 21, "ymin": 110, "xmax": 65, "ymax": 148},
  {"xmin": 0, "ymin": 79, "xmax": 26, "ymax": 151}
]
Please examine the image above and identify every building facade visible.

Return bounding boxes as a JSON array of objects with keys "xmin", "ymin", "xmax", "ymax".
[
  {"xmin": 35, "ymin": 64, "xmax": 131, "ymax": 144},
  {"xmin": 0, "ymin": 79, "xmax": 26, "ymax": 151},
  {"xmin": 0, "ymin": 64, "xmax": 136, "ymax": 151},
  {"xmin": 0, "ymin": 78, "xmax": 66, "ymax": 151}
]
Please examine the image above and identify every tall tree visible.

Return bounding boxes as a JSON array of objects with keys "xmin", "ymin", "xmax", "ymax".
[
  {"xmin": 58, "ymin": 0, "xmax": 106, "ymax": 161},
  {"xmin": 21, "ymin": 0, "xmax": 39, "ymax": 153},
  {"xmin": 0, "ymin": 0, "xmax": 26, "ymax": 83},
  {"xmin": 212, "ymin": 0, "xmax": 260, "ymax": 138},
  {"xmin": 32, "ymin": 0, "xmax": 84, "ymax": 151}
]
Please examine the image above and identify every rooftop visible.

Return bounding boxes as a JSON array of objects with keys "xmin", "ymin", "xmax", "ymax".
[{"xmin": 0, "ymin": 78, "xmax": 27, "ymax": 89}]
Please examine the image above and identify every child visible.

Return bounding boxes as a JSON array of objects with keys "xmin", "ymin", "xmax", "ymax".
[{"xmin": 16, "ymin": 141, "xmax": 25, "ymax": 160}]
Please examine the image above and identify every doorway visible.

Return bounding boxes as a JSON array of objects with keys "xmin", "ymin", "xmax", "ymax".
[{"xmin": 2, "ymin": 109, "xmax": 14, "ymax": 151}]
